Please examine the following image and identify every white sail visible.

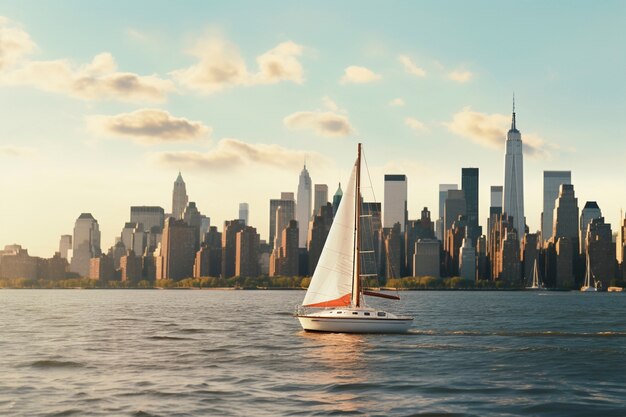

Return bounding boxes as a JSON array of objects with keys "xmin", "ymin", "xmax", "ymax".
[
  {"xmin": 532, "ymin": 259, "xmax": 540, "ymax": 288},
  {"xmin": 302, "ymin": 161, "xmax": 357, "ymax": 307}
]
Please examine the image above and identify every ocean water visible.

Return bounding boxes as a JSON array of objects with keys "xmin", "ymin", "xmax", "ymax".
[{"xmin": 0, "ymin": 290, "xmax": 625, "ymax": 417}]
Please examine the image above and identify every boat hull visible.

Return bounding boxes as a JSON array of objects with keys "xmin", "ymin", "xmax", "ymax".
[
  {"xmin": 580, "ymin": 286, "xmax": 597, "ymax": 292},
  {"xmin": 297, "ymin": 315, "xmax": 413, "ymax": 333}
]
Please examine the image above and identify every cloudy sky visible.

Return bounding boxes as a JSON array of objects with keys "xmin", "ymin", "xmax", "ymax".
[{"xmin": 1, "ymin": 1, "xmax": 625, "ymax": 257}]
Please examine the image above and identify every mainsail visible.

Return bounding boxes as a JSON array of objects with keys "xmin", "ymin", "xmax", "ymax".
[{"xmin": 302, "ymin": 161, "xmax": 357, "ymax": 307}]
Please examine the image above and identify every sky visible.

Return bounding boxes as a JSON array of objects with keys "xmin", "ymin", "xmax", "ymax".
[{"xmin": 0, "ymin": 0, "xmax": 625, "ymax": 257}]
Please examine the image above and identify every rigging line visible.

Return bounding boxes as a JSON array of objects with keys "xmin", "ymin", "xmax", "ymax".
[{"xmin": 362, "ymin": 146, "xmax": 378, "ymax": 203}]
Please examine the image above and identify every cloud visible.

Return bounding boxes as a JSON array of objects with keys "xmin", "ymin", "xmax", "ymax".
[
  {"xmin": 398, "ymin": 55, "xmax": 426, "ymax": 77},
  {"xmin": 0, "ymin": 145, "xmax": 36, "ymax": 157},
  {"xmin": 154, "ymin": 138, "xmax": 327, "ymax": 171},
  {"xmin": 448, "ymin": 70, "xmax": 473, "ymax": 83},
  {"xmin": 389, "ymin": 97, "xmax": 405, "ymax": 107},
  {"xmin": 171, "ymin": 36, "xmax": 304, "ymax": 94},
  {"xmin": 1, "ymin": 52, "xmax": 175, "ymax": 102},
  {"xmin": 405, "ymin": 117, "xmax": 428, "ymax": 134},
  {"xmin": 322, "ymin": 96, "xmax": 340, "ymax": 112},
  {"xmin": 86, "ymin": 109, "xmax": 210, "ymax": 144},
  {"xmin": 0, "ymin": 17, "xmax": 36, "ymax": 70},
  {"xmin": 340, "ymin": 65, "xmax": 381, "ymax": 84},
  {"xmin": 445, "ymin": 107, "xmax": 549, "ymax": 157},
  {"xmin": 284, "ymin": 111, "xmax": 354, "ymax": 137}
]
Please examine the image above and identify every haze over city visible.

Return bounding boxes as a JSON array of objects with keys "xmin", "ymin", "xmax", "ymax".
[{"xmin": 1, "ymin": 1, "xmax": 625, "ymax": 257}]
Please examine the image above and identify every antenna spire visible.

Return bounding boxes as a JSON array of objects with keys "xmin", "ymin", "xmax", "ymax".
[{"xmin": 511, "ymin": 93, "xmax": 517, "ymax": 130}]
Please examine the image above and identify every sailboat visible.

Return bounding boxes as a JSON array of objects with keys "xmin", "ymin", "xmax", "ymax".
[
  {"xmin": 580, "ymin": 252, "xmax": 598, "ymax": 292},
  {"xmin": 296, "ymin": 143, "xmax": 413, "ymax": 333},
  {"xmin": 526, "ymin": 258, "xmax": 545, "ymax": 290}
]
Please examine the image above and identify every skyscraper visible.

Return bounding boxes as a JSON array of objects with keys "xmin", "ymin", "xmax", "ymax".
[
  {"xmin": 235, "ymin": 226, "xmax": 260, "ymax": 278},
  {"xmin": 171, "ymin": 172, "xmax": 188, "ymax": 220},
  {"xmin": 461, "ymin": 168, "xmax": 480, "ymax": 244},
  {"xmin": 437, "ymin": 184, "xmax": 458, "ymax": 241},
  {"xmin": 313, "ymin": 184, "xmax": 328, "ymax": 216},
  {"xmin": 269, "ymin": 194, "xmax": 295, "ymax": 251},
  {"xmin": 58, "ymin": 235, "xmax": 72, "ymax": 260},
  {"xmin": 332, "ymin": 183, "xmax": 343, "ymax": 215},
  {"xmin": 580, "ymin": 201, "xmax": 602, "ymax": 254},
  {"xmin": 502, "ymin": 102, "xmax": 525, "ymax": 237},
  {"xmin": 443, "ymin": 190, "xmax": 466, "ymax": 248},
  {"xmin": 553, "ymin": 184, "xmax": 580, "ymax": 245},
  {"xmin": 488, "ymin": 186, "xmax": 503, "ymax": 243},
  {"xmin": 221, "ymin": 219, "xmax": 246, "ymax": 278},
  {"xmin": 586, "ymin": 217, "xmax": 613, "ymax": 288},
  {"xmin": 384, "ymin": 174, "xmax": 408, "ymax": 232},
  {"xmin": 542, "ymin": 171, "xmax": 571, "ymax": 243},
  {"xmin": 459, "ymin": 230, "xmax": 476, "ymax": 281},
  {"xmin": 70, "ymin": 213, "xmax": 101, "ymax": 277},
  {"xmin": 156, "ymin": 218, "xmax": 196, "ymax": 281},
  {"xmin": 239, "ymin": 203, "xmax": 249, "ymax": 225},
  {"xmin": 296, "ymin": 164, "xmax": 312, "ymax": 248}
]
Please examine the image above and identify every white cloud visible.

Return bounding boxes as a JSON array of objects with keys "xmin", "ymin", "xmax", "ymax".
[
  {"xmin": 398, "ymin": 55, "xmax": 426, "ymax": 77},
  {"xmin": 0, "ymin": 17, "xmax": 36, "ymax": 70},
  {"xmin": 86, "ymin": 109, "xmax": 211, "ymax": 144},
  {"xmin": 445, "ymin": 107, "xmax": 549, "ymax": 157},
  {"xmin": 389, "ymin": 97, "xmax": 405, "ymax": 107},
  {"xmin": 340, "ymin": 65, "xmax": 381, "ymax": 84},
  {"xmin": 0, "ymin": 145, "xmax": 36, "ymax": 157},
  {"xmin": 448, "ymin": 70, "xmax": 473, "ymax": 83},
  {"xmin": 171, "ymin": 36, "xmax": 304, "ymax": 94},
  {"xmin": 284, "ymin": 111, "xmax": 354, "ymax": 137},
  {"xmin": 405, "ymin": 117, "xmax": 428, "ymax": 133},
  {"xmin": 1, "ymin": 52, "xmax": 175, "ymax": 102},
  {"xmin": 322, "ymin": 96, "xmax": 340, "ymax": 112},
  {"xmin": 154, "ymin": 138, "xmax": 327, "ymax": 171}
]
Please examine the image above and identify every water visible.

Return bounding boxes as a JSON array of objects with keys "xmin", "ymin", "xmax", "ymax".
[{"xmin": 1, "ymin": 290, "xmax": 625, "ymax": 417}]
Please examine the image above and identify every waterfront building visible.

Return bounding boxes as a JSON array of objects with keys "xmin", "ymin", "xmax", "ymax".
[
  {"xmin": 361, "ymin": 202, "xmax": 383, "ymax": 278},
  {"xmin": 221, "ymin": 219, "xmax": 246, "ymax": 278},
  {"xmin": 476, "ymin": 235, "xmax": 490, "ymax": 280},
  {"xmin": 586, "ymin": 217, "xmax": 614, "ymax": 288},
  {"xmin": 580, "ymin": 201, "xmax": 602, "ymax": 254},
  {"xmin": 443, "ymin": 190, "xmax": 466, "ymax": 250},
  {"xmin": 555, "ymin": 237, "xmax": 574, "ymax": 288},
  {"xmin": 296, "ymin": 165, "xmax": 312, "ymax": 248},
  {"xmin": 130, "ymin": 206, "xmax": 164, "ymax": 233},
  {"xmin": 239, "ymin": 203, "xmax": 249, "ymax": 226},
  {"xmin": 0, "ymin": 245, "xmax": 38, "ymax": 280},
  {"xmin": 313, "ymin": 184, "xmax": 328, "ymax": 216},
  {"xmin": 462, "ymin": 168, "xmax": 481, "ymax": 244},
  {"xmin": 459, "ymin": 230, "xmax": 476, "ymax": 281},
  {"xmin": 194, "ymin": 226, "xmax": 222, "ymax": 278},
  {"xmin": 269, "ymin": 193, "xmax": 295, "ymax": 251},
  {"xmin": 405, "ymin": 207, "xmax": 435, "ymax": 276},
  {"xmin": 89, "ymin": 254, "xmax": 115, "ymax": 282},
  {"xmin": 502, "ymin": 102, "xmax": 525, "ymax": 239},
  {"xmin": 488, "ymin": 186, "xmax": 503, "ymax": 243},
  {"xmin": 120, "ymin": 250, "xmax": 142, "ymax": 283},
  {"xmin": 270, "ymin": 220, "xmax": 299, "ymax": 277},
  {"xmin": 522, "ymin": 233, "xmax": 540, "ymax": 286},
  {"xmin": 617, "ymin": 210, "xmax": 625, "ymax": 265},
  {"xmin": 437, "ymin": 184, "xmax": 458, "ymax": 241},
  {"xmin": 171, "ymin": 172, "xmax": 189, "ymax": 220},
  {"xmin": 384, "ymin": 223, "xmax": 403, "ymax": 280},
  {"xmin": 307, "ymin": 203, "xmax": 333, "ymax": 275},
  {"xmin": 235, "ymin": 226, "xmax": 260, "ymax": 278},
  {"xmin": 70, "ymin": 213, "xmax": 101, "ymax": 277},
  {"xmin": 413, "ymin": 239, "xmax": 440, "ymax": 278},
  {"xmin": 445, "ymin": 216, "xmax": 467, "ymax": 276},
  {"xmin": 59, "ymin": 235, "xmax": 72, "ymax": 260},
  {"xmin": 156, "ymin": 218, "xmax": 196, "ymax": 281},
  {"xmin": 384, "ymin": 175, "xmax": 408, "ymax": 232},
  {"xmin": 542, "ymin": 171, "xmax": 571, "ymax": 244},
  {"xmin": 500, "ymin": 231, "xmax": 522, "ymax": 284}
]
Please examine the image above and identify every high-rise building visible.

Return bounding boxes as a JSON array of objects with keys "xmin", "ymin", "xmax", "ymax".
[
  {"xmin": 405, "ymin": 208, "xmax": 435, "ymax": 276},
  {"xmin": 270, "ymin": 220, "xmax": 299, "ymax": 277},
  {"xmin": 502, "ymin": 102, "xmax": 525, "ymax": 237},
  {"xmin": 239, "ymin": 203, "xmax": 249, "ymax": 225},
  {"xmin": 443, "ymin": 190, "xmax": 466, "ymax": 249},
  {"xmin": 445, "ymin": 216, "xmax": 467, "ymax": 276},
  {"xmin": 130, "ymin": 206, "xmax": 164, "ymax": 233},
  {"xmin": 553, "ymin": 184, "xmax": 580, "ymax": 246},
  {"xmin": 171, "ymin": 172, "xmax": 189, "ymax": 220},
  {"xmin": 89, "ymin": 254, "xmax": 115, "ymax": 282},
  {"xmin": 580, "ymin": 201, "xmax": 602, "ymax": 254},
  {"xmin": 413, "ymin": 239, "xmax": 440, "ymax": 278},
  {"xmin": 522, "ymin": 233, "xmax": 539, "ymax": 286},
  {"xmin": 296, "ymin": 164, "xmax": 312, "ymax": 248},
  {"xmin": 183, "ymin": 201, "xmax": 203, "ymax": 250},
  {"xmin": 70, "ymin": 213, "xmax": 101, "ymax": 277},
  {"xmin": 313, "ymin": 184, "xmax": 328, "ymax": 216},
  {"xmin": 586, "ymin": 217, "xmax": 613, "ymax": 288},
  {"xmin": 194, "ymin": 226, "xmax": 222, "ymax": 278},
  {"xmin": 555, "ymin": 237, "xmax": 574, "ymax": 288},
  {"xmin": 59, "ymin": 235, "xmax": 72, "ymax": 260},
  {"xmin": 269, "ymin": 193, "xmax": 295, "ymax": 251},
  {"xmin": 459, "ymin": 231, "xmax": 476, "ymax": 281},
  {"xmin": 384, "ymin": 223, "xmax": 403, "ymax": 280},
  {"xmin": 307, "ymin": 203, "xmax": 333, "ymax": 275},
  {"xmin": 361, "ymin": 202, "xmax": 383, "ymax": 278},
  {"xmin": 618, "ymin": 211, "xmax": 626, "ymax": 265},
  {"xmin": 384, "ymin": 174, "xmax": 408, "ymax": 232},
  {"xmin": 235, "ymin": 226, "xmax": 260, "ymax": 278},
  {"xmin": 332, "ymin": 183, "xmax": 343, "ymax": 216},
  {"xmin": 120, "ymin": 250, "xmax": 142, "ymax": 283},
  {"xmin": 488, "ymin": 186, "xmax": 503, "ymax": 243},
  {"xmin": 500, "ymin": 231, "xmax": 522, "ymax": 284},
  {"xmin": 542, "ymin": 171, "xmax": 571, "ymax": 243},
  {"xmin": 221, "ymin": 219, "xmax": 246, "ymax": 278},
  {"xmin": 461, "ymin": 168, "xmax": 480, "ymax": 244},
  {"xmin": 156, "ymin": 218, "xmax": 196, "ymax": 281}
]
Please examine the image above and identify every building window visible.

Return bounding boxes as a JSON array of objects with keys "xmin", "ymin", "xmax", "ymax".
[{"xmin": 377, "ymin": 312, "xmax": 386, "ymax": 317}]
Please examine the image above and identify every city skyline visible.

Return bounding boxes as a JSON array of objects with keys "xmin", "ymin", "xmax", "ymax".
[{"xmin": 1, "ymin": 1, "xmax": 625, "ymax": 257}]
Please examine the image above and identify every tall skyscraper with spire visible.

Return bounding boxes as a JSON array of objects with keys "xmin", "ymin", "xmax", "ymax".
[
  {"xmin": 502, "ymin": 98, "xmax": 525, "ymax": 237},
  {"xmin": 172, "ymin": 172, "xmax": 188, "ymax": 220},
  {"xmin": 296, "ymin": 164, "xmax": 312, "ymax": 248}
]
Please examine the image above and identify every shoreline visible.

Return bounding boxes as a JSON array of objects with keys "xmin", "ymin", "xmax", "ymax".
[{"xmin": 0, "ymin": 287, "xmax": 580, "ymax": 292}]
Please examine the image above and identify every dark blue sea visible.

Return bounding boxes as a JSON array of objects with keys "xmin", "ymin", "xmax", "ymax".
[{"xmin": 1, "ymin": 290, "xmax": 625, "ymax": 416}]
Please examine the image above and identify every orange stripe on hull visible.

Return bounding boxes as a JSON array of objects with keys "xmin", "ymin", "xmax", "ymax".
[{"xmin": 304, "ymin": 293, "xmax": 352, "ymax": 308}]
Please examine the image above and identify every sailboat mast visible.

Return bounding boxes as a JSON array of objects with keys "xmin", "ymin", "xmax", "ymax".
[{"xmin": 352, "ymin": 143, "xmax": 362, "ymax": 308}]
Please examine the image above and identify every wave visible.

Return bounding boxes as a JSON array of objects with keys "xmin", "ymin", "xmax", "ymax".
[
  {"xmin": 408, "ymin": 330, "xmax": 626, "ymax": 338},
  {"xmin": 147, "ymin": 335, "xmax": 194, "ymax": 341},
  {"xmin": 25, "ymin": 360, "xmax": 85, "ymax": 369}
]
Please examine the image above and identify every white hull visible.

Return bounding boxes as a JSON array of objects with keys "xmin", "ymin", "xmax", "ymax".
[
  {"xmin": 297, "ymin": 308, "xmax": 413, "ymax": 333},
  {"xmin": 580, "ymin": 286, "xmax": 597, "ymax": 292}
]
